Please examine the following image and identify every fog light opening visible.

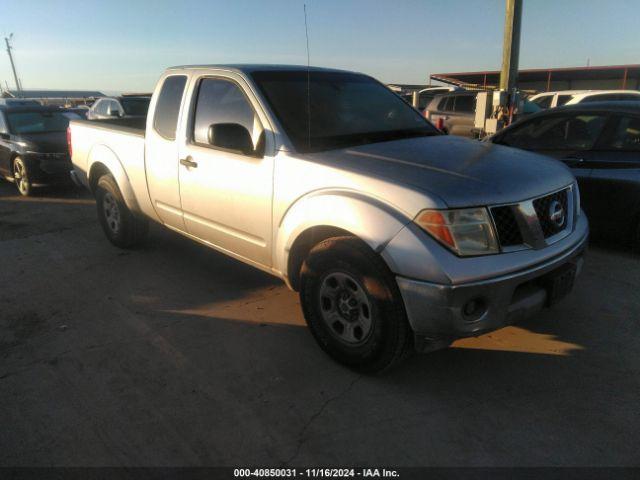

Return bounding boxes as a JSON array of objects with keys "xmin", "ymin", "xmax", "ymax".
[{"xmin": 462, "ymin": 297, "xmax": 487, "ymax": 321}]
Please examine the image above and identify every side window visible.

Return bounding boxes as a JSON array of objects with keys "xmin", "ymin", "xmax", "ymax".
[
  {"xmin": 437, "ymin": 96, "xmax": 450, "ymax": 111},
  {"xmin": 111, "ymin": 100, "xmax": 124, "ymax": 115},
  {"xmin": 533, "ymin": 95, "xmax": 553, "ymax": 109},
  {"xmin": 602, "ymin": 116, "xmax": 640, "ymax": 152},
  {"xmin": 153, "ymin": 75, "xmax": 188, "ymax": 140},
  {"xmin": 192, "ymin": 78, "xmax": 262, "ymax": 152},
  {"xmin": 93, "ymin": 100, "xmax": 106, "ymax": 115},
  {"xmin": 580, "ymin": 93, "xmax": 638, "ymax": 103},
  {"xmin": 617, "ymin": 94, "xmax": 640, "ymax": 102},
  {"xmin": 581, "ymin": 94, "xmax": 611, "ymax": 103},
  {"xmin": 454, "ymin": 95, "xmax": 475, "ymax": 113},
  {"xmin": 105, "ymin": 100, "xmax": 117, "ymax": 115},
  {"xmin": 499, "ymin": 114, "xmax": 608, "ymax": 150},
  {"xmin": 556, "ymin": 95, "xmax": 573, "ymax": 106}
]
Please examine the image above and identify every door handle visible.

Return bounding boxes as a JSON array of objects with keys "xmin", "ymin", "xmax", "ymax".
[{"xmin": 180, "ymin": 156, "xmax": 198, "ymax": 168}]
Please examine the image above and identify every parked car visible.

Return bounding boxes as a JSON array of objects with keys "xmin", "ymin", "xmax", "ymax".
[
  {"xmin": 417, "ymin": 86, "xmax": 461, "ymax": 113},
  {"xmin": 424, "ymin": 91, "xmax": 477, "ymax": 137},
  {"xmin": 529, "ymin": 90, "xmax": 640, "ymax": 109},
  {"xmin": 69, "ymin": 65, "xmax": 588, "ymax": 371},
  {"xmin": 86, "ymin": 95, "xmax": 151, "ymax": 120},
  {"xmin": 489, "ymin": 101, "xmax": 640, "ymax": 246},
  {"xmin": 0, "ymin": 105, "xmax": 81, "ymax": 195}
]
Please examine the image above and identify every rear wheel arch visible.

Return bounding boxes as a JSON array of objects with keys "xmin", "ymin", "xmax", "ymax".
[
  {"xmin": 89, "ymin": 162, "xmax": 111, "ymax": 192},
  {"xmin": 86, "ymin": 145, "xmax": 140, "ymax": 214}
]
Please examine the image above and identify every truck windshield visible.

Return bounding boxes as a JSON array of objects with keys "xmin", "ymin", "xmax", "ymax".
[
  {"xmin": 121, "ymin": 97, "xmax": 151, "ymax": 116},
  {"xmin": 7, "ymin": 111, "xmax": 75, "ymax": 134},
  {"xmin": 251, "ymin": 71, "xmax": 439, "ymax": 152}
]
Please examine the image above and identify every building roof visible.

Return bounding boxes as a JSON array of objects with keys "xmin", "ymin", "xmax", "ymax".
[
  {"xmin": 2, "ymin": 89, "xmax": 105, "ymax": 99},
  {"xmin": 431, "ymin": 64, "xmax": 640, "ymax": 89}
]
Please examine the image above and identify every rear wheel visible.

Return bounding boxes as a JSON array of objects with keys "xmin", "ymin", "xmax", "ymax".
[
  {"xmin": 13, "ymin": 157, "xmax": 32, "ymax": 196},
  {"xmin": 300, "ymin": 236, "xmax": 413, "ymax": 373},
  {"xmin": 95, "ymin": 173, "xmax": 148, "ymax": 248}
]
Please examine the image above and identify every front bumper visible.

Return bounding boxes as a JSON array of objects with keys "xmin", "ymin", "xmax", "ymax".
[{"xmin": 396, "ymin": 228, "xmax": 588, "ymax": 340}]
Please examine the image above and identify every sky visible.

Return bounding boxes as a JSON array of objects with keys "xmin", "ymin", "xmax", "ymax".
[{"xmin": 0, "ymin": 0, "xmax": 638, "ymax": 93}]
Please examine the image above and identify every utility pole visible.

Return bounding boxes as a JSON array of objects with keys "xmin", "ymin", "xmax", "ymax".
[
  {"xmin": 5, "ymin": 34, "xmax": 23, "ymax": 94},
  {"xmin": 498, "ymin": 0, "xmax": 522, "ymax": 124}
]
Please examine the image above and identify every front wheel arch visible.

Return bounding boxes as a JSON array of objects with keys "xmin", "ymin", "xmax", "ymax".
[{"xmin": 287, "ymin": 225, "xmax": 355, "ymax": 291}]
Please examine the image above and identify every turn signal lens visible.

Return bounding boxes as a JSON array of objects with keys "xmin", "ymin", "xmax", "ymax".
[{"xmin": 415, "ymin": 208, "xmax": 499, "ymax": 256}]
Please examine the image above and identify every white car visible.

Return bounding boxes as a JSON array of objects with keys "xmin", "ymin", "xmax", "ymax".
[{"xmin": 530, "ymin": 89, "xmax": 640, "ymax": 109}]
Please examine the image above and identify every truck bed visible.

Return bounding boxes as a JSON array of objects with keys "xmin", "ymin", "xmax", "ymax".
[{"xmin": 73, "ymin": 117, "xmax": 146, "ymax": 137}]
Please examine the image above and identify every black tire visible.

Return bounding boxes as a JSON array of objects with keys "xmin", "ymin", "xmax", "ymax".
[
  {"xmin": 12, "ymin": 157, "xmax": 32, "ymax": 196},
  {"xmin": 300, "ymin": 236, "xmax": 413, "ymax": 373},
  {"xmin": 95, "ymin": 173, "xmax": 148, "ymax": 248}
]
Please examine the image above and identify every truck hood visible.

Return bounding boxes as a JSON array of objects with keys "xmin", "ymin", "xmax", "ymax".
[{"xmin": 305, "ymin": 135, "xmax": 575, "ymax": 208}]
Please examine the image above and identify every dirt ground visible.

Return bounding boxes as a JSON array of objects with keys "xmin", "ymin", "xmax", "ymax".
[{"xmin": 1, "ymin": 181, "xmax": 639, "ymax": 467}]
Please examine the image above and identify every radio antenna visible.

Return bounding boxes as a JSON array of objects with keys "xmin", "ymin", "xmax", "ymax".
[{"xmin": 304, "ymin": 3, "xmax": 311, "ymax": 149}]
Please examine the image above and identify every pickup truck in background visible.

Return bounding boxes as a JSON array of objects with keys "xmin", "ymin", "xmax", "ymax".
[{"xmin": 69, "ymin": 65, "xmax": 588, "ymax": 372}]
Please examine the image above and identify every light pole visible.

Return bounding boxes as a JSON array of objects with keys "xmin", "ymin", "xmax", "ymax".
[
  {"xmin": 498, "ymin": 0, "xmax": 523, "ymax": 124},
  {"xmin": 5, "ymin": 34, "xmax": 23, "ymax": 93}
]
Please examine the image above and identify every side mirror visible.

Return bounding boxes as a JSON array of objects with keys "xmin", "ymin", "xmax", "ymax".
[
  {"xmin": 208, "ymin": 123, "xmax": 255, "ymax": 156},
  {"xmin": 0, "ymin": 132, "xmax": 9, "ymax": 140}
]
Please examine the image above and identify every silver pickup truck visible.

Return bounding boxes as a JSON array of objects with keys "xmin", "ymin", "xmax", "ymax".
[{"xmin": 69, "ymin": 65, "xmax": 588, "ymax": 372}]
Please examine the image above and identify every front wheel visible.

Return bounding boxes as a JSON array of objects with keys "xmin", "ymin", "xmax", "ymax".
[
  {"xmin": 13, "ymin": 157, "xmax": 32, "ymax": 196},
  {"xmin": 95, "ymin": 173, "xmax": 148, "ymax": 248},
  {"xmin": 300, "ymin": 236, "xmax": 413, "ymax": 373}
]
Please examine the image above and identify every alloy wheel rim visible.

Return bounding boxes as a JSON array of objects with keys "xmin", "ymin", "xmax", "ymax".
[
  {"xmin": 14, "ymin": 160, "xmax": 27, "ymax": 194},
  {"xmin": 318, "ymin": 271, "xmax": 373, "ymax": 345},
  {"xmin": 102, "ymin": 192, "xmax": 121, "ymax": 234}
]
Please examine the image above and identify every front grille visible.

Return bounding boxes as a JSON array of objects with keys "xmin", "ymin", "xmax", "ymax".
[
  {"xmin": 491, "ymin": 206, "xmax": 523, "ymax": 246},
  {"xmin": 533, "ymin": 189, "xmax": 569, "ymax": 238}
]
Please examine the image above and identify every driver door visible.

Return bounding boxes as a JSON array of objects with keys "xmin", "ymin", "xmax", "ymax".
[{"xmin": 177, "ymin": 75, "xmax": 274, "ymax": 268}]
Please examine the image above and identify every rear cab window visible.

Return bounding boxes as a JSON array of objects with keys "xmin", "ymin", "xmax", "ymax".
[{"xmin": 153, "ymin": 75, "xmax": 188, "ymax": 140}]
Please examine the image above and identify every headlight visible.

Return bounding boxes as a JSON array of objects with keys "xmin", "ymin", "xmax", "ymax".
[{"xmin": 415, "ymin": 208, "xmax": 499, "ymax": 256}]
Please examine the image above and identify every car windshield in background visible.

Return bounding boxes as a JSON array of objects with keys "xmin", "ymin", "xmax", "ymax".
[
  {"xmin": 251, "ymin": 71, "xmax": 439, "ymax": 152},
  {"xmin": 121, "ymin": 97, "xmax": 151, "ymax": 116},
  {"xmin": 7, "ymin": 111, "xmax": 75, "ymax": 134}
]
